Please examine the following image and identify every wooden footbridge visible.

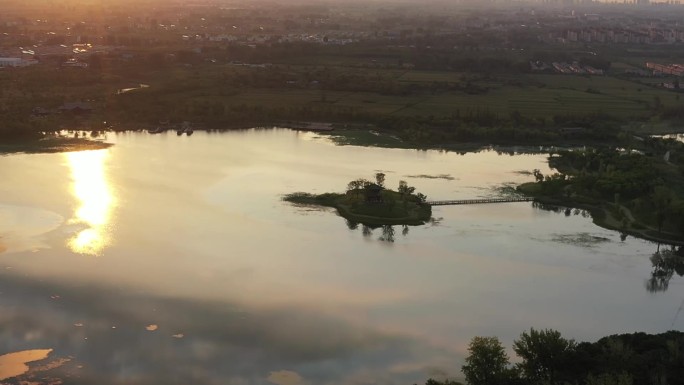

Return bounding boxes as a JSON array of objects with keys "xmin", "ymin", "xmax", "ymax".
[{"xmin": 427, "ymin": 197, "xmax": 534, "ymax": 206}]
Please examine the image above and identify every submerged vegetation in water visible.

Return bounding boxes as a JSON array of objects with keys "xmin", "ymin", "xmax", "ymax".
[
  {"xmin": 404, "ymin": 174, "xmax": 456, "ymax": 180},
  {"xmin": 551, "ymin": 232, "xmax": 611, "ymax": 248}
]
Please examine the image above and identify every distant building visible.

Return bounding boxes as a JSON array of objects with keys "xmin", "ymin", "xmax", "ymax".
[{"xmin": 647, "ymin": 62, "xmax": 684, "ymax": 76}]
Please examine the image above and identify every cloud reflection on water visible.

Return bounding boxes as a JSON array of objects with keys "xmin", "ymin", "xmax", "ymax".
[
  {"xmin": 0, "ymin": 274, "xmax": 449, "ymax": 385},
  {"xmin": 65, "ymin": 150, "xmax": 115, "ymax": 256},
  {"xmin": 0, "ymin": 204, "xmax": 63, "ymax": 254}
]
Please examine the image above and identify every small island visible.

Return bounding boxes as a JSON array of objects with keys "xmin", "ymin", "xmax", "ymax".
[{"xmin": 284, "ymin": 173, "xmax": 431, "ymax": 226}]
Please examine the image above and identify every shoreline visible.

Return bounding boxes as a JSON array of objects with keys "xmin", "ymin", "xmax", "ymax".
[
  {"xmin": 117, "ymin": 125, "xmax": 634, "ymax": 154},
  {"xmin": 0, "ymin": 137, "xmax": 112, "ymax": 155},
  {"xmin": 17, "ymin": 116, "xmax": 684, "ymax": 155},
  {"xmin": 527, "ymin": 193, "xmax": 684, "ymax": 246}
]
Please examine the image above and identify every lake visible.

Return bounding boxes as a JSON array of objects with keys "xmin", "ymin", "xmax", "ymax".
[{"xmin": 0, "ymin": 128, "xmax": 681, "ymax": 385}]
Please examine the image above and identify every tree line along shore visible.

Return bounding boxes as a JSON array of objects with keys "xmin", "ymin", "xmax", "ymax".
[
  {"xmin": 420, "ymin": 329, "xmax": 684, "ymax": 385},
  {"xmin": 516, "ymin": 138, "xmax": 684, "ymax": 245},
  {"xmin": 3, "ymin": 43, "xmax": 684, "ymax": 146}
]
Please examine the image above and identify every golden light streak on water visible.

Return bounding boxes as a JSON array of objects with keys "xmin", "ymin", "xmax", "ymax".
[{"xmin": 66, "ymin": 150, "xmax": 114, "ymax": 256}]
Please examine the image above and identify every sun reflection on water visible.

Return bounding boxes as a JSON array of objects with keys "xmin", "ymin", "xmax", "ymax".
[{"xmin": 66, "ymin": 150, "xmax": 114, "ymax": 256}]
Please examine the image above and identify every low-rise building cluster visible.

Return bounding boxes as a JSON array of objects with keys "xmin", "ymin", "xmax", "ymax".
[
  {"xmin": 646, "ymin": 62, "xmax": 684, "ymax": 76},
  {"xmin": 530, "ymin": 60, "xmax": 604, "ymax": 75},
  {"xmin": 552, "ymin": 27, "xmax": 684, "ymax": 44}
]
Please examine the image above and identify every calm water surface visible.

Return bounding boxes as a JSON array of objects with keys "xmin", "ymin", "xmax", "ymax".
[{"xmin": 0, "ymin": 129, "xmax": 681, "ymax": 384}]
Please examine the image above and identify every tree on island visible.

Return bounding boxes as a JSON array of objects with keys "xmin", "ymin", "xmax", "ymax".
[
  {"xmin": 375, "ymin": 172, "xmax": 386, "ymax": 188},
  {"xmin": 398, "ymin": 180, "xmax": 416, "ymax": 196},
  {"xmin": 416, "ymin": 192, "xmax": 428, "ymax": 203},
  {"xmin": 532, "ymin": 169, "xmax": 544, "ymax": 183},
  {"xmin": 347, "ymin": 178, "xmax": 370, "ymax": 198}
]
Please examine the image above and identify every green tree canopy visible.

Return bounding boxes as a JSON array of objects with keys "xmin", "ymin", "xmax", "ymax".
[
  {"xmin": 462, "ymin": 336, "xmax": 514, "ymax": 385},
  {"xmin": 513, "ymin": 328, "xmax": 576, "ymax": 384}
]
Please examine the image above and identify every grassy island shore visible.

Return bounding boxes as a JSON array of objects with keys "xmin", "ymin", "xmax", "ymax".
[
  {"xmin": 520, "ymin": 185, "xmax": 684, "ymax": 245},
  {"xmin": 516, "ymin": 141, "xmax": 684, "ymax": 245}
]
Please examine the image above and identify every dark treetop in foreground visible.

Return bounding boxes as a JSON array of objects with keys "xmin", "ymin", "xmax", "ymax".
[{"xmin": 423, "ymin": 328, "xmax": 684, "ymax": 385}]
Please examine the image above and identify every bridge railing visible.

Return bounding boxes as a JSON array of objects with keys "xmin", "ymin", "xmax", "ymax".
[{"xmin": 427, "ymin": 197, "xmax": 534, "ymax": 206}]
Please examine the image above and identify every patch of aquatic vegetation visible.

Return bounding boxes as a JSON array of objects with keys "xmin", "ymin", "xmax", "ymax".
[
  {"xmin": 552, "ymin": 232, "xmax": 611, "ymax": 248},
  {"xmin": 513, "ymin": 170, "xmax": 534, "ymax": 176},
  {"xmin": 316, "ymin": 130, "xmax": 408, "ymax": 148},
  {"xmin": 462, "ymin": 184, "xmax": 526, "ymax": 200},
  {"xmin": 282, "ymin": 192, "xmax": 339, "ymax": 206},
  {"xmin": 494, "ymin": 183, "xmax": 526, "ymax": 198},
  {"xmin": 404, "ymin": 174, "xmax": 456, "ymax": 180},
  {"xmin": 281, "ymin": 193, "xmax": 339, "ymax": 214}
]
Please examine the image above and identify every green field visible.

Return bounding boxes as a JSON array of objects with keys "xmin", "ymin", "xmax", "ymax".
[
  {"xmin": 141, "ymin": 68, "xmax": 681, "ymax": 120},
  {"xmin": 3, "ymin": 58, "xmax": 684, "ymax": 138}
]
